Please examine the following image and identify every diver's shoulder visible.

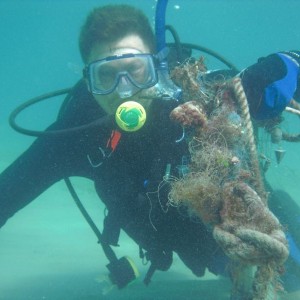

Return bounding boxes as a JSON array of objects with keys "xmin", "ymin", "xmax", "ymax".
[{"xmin": 58, "ymin": 79, "xmax": 105, "ymax": 124}]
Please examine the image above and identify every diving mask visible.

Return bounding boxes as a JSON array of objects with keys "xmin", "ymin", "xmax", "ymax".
[{"xmin": 84, "ymin": 53, "xmax": 158, "ymax": 98}]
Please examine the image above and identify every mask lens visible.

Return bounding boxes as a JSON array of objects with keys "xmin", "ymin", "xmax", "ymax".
[
  {"xmin": 87, "ymin": 54, "xmax": 157, "ymax": 95},
  {"xmin": 90, "ymin": 61, "xmax": 117, "ymax": 93},
  {"xmin": 126, "ymin": 56, "xmax": 153, "ymax": 86}
]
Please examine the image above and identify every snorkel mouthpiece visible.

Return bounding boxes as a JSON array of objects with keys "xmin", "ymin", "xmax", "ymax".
[{"xmin": 115, "ymin": 101, "xmax": 146, "ymax": 132}]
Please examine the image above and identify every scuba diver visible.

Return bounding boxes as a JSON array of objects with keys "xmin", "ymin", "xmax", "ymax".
[
  {"xmin": 2, "ymin": 3, "xmax": 227, "ymax": 288},
  {"xmin": 1, "ymin": 0, "xmax": 300, "ymax": 295}
]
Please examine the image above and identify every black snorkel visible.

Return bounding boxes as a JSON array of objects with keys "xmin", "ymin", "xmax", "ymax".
[{"xmin": 154, "ymin": 0, "xmax": 182, "ymax": 101}]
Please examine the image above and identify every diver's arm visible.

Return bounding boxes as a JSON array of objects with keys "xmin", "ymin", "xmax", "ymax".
[
  {"xmin": 0, "ymin": 81, "xmax": 97, "ymax": 228},
  {"xmin": 240, "ymin": 52, "xmax": 299, "ymax": 120},
  {"xmin": 0, "ymin": 128, "xmax": 83, "ymax": 228}
]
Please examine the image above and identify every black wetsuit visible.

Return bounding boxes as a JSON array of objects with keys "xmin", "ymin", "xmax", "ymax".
[{"xmin": 0, "ymin": 80, "xmax": 225, "ymax": 279}]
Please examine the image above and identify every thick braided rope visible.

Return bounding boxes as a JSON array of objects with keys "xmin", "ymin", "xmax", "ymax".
[
  {"xmin": 213, "ymin": 181, "xmax": 289, "ymax": 299},
  {"xmin": 231, "ymin": 77, "xmax": 265, "ymax": 202},
  {"xmin": 236, "ymin": 229, "xmax": 289, "ymax": 264},
  {"xmin": 252, "ymin": 264, "xmax": 275, "ymax": 300},
  {"xmin": 213, "ymin": 227, "xmax": 288, "ymax": 265},
  {"xmin": 214, "ymin": 225, "xmax": 287, "ymax": 299}
]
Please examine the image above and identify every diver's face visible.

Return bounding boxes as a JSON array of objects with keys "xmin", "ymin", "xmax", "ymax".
[{"xmin": 87, "ymin": 35, "xmax": 153, "ymax": 115}]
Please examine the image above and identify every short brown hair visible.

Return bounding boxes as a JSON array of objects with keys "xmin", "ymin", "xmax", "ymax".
[{"xmin": 79, "ymin": 5, "xmax": 156, "ymax": 63}]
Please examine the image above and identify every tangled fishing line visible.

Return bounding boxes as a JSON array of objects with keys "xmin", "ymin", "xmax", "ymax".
[{"xmin": 168, "ymin": 58, "xmax": 289, "ymax": 300}]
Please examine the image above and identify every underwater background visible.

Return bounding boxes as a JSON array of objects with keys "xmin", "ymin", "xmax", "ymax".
[{"xmin": 1, "ymin": 0, "xmax": 300, "ymax": 299}]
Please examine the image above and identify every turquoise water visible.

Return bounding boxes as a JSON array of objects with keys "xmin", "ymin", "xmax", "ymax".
[{"xmin": 1, "ymin": 0, "xmax": 300, "ymax": 299}]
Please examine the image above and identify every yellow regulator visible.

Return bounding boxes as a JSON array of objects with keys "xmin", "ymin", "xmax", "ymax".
[{"xmin": 115, "ymin": 101, "xmax": 146, "ymax": 132}]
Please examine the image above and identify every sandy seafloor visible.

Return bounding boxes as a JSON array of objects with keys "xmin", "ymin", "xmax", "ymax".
[{"xmin": 1, "ymin": 0, "xmax": 300, "ymax": 299}]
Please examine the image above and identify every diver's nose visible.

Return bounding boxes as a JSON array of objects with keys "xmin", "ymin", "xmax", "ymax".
[
  {"xmin": 117, "ymin": 75, "xmax": 136, "ymax": 99},
  {"xmin": 119, "ymin": 76, "xmax": 130, "ymax": 86}
]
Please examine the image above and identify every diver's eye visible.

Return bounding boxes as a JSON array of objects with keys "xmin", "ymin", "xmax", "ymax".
[
  {"xmin": 95, "ymin": 67, "xmax": 117, "ymax": 89},
  {"xmin": 128, "ymin": 61, "xmax": 147, "ymax": 81}
]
